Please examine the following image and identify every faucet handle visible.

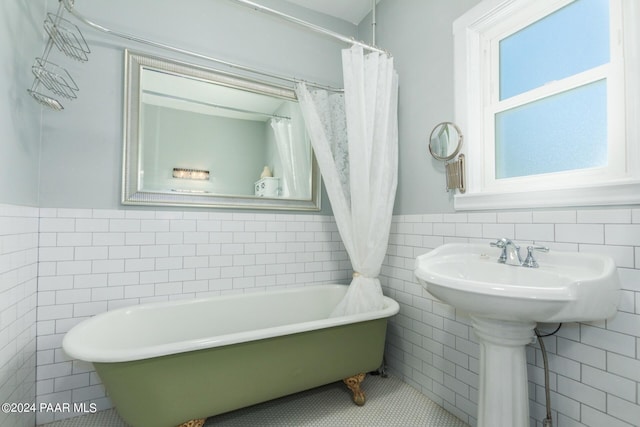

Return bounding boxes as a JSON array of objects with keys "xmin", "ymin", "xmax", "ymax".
[
  {"xmin": 523, "ymin": 245, "xmax": 549, "ymax": 268},
  {"xmin": 490, "ymin": 238, "xmax": 507, "ymax": 248},
  {"xmin": 490, "ymin": 238, "xmax": 508, "ymax": 263}
]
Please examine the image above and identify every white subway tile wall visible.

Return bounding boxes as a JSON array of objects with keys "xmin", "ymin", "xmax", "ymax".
[
  {"xmin": 0, "ymin": 205, "xmax": 38, "ymax": 427},
  {"xmin": 34, "ymin": 208, "xmax": 350, "ymax": 424},
  {"xmin": 3, "ymin": 204, "xmax": 640, "ymax": 427},
  {"xmin": 381, "ymin": 208, "xmax": 640, "ymax": 427}
]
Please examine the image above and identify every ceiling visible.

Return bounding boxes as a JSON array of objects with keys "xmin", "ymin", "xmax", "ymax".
[{"xmin": 285, "ymin": 0, "xmax": 378, "ymax": 25}]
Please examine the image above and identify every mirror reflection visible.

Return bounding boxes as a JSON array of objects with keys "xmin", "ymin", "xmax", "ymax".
[
  {"xmin": 428, "ymin": 122, "xmax": 463, "ymax": 162},
  {"xmin": 123, "ymin": 50, "xmax": 321, "ymax": 210},
  {"xmin": 427, "ymin": 121, "xmax": 466, "ymax": 194}
]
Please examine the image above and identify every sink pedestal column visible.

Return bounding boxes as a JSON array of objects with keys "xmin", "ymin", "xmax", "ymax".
[{"xmin": 471, "ymin": 317, "xmax": 536, "ymax": 427}]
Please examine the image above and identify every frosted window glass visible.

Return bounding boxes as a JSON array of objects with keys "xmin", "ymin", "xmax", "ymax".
[
  {"xmin": 499, "ymin": 0, "xmax": 609, "ymax": 100},
  {"xmin": 495, "ymin": 79, "xmax": 607, "ymax": 179}
]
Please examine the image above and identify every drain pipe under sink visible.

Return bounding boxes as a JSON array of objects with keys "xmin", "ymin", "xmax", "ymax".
[{"xmin": 534, "ymin": 324, "xmax": 562, "ymax": 427}]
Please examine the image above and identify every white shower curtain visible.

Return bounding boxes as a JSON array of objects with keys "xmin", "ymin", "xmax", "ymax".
[
  {"xmin": 270, "ymin": 117, "xmax": 311, "ymax": 199},
  {"xmin": 270, "ymin": 119, "xmax": 296, "ymax": 197},
  {"xmin": 296, "ymin": 45, "xmax": 399, "ymax": 316}
]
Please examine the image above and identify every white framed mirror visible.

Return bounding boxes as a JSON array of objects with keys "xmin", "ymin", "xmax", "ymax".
[{"xmin": 122, "ymin": 50, "xmax": 321, "ymax": 210}]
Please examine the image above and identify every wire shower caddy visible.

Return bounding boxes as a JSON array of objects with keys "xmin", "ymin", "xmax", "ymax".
[
  {"xmin": 28, "ymin": 0, "xmax": 388, "ymax": 110},
  {"xmin": 27, "ymin": 0, "xmax": 90, "ymax": 111}
]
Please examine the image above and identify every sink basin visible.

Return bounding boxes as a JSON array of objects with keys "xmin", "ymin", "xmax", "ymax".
[
  {"xmin": 415, "ymin": 242, "xmax": 620, "ymax": 427},
  {"xmin": 414, "ymin": 243, "xmax": 620, "ymax": 322}
]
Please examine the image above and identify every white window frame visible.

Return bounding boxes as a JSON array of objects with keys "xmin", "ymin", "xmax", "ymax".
[{"xmin": 453, "ymin": 0, "xmax": 640, "ymax": 210}]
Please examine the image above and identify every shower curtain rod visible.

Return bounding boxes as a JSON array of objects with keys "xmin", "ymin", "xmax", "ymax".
[
  {"xmin": 144, "ymin": 90, "xmax": 291, "ymax": 120},
  {"xmin": 226, "ymin": 0, "xmax": 386, "ymax": 55},
  {"xmin": 59, "ymin": 0, "xmax": 344, "ymax": 92}
]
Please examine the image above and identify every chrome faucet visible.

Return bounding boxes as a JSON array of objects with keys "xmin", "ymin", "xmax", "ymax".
[
  {"xmin": 490, "ymin": 238, "xmax": 548, "ymax": 268},
  {"xmin": 490, "ymin": 238, "xmax": 523, "ymax": 266}
]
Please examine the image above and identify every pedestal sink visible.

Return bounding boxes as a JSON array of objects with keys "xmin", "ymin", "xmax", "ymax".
[{"xmin": 414, "ymin": 242, "xmax": 620, "ymax": 427}]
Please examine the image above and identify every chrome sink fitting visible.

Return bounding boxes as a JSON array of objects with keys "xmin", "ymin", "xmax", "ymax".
[{"xmin": 490, "ymin": 238, "xmax": 549, "ymax": 268}]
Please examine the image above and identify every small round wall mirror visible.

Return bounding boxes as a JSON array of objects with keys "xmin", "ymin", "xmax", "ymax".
[
  {"xmin": 428, "ymin": 122, "xmax": 465, "ymax": 193},
  {"xmin": 428, "ymin": 122, "xmax": 463, "ymax": 162}
]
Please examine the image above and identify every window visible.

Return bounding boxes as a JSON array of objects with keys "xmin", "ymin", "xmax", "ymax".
[{"xmin": 453, "ymin": 0, "xmax": 640, "ymax": 210}]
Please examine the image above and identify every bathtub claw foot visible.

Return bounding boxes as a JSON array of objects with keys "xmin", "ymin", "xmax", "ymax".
[
  {"xmin": 177, "ymin": 418, "xmax": 205, "ymax": 427},
  {"xmin": 343, "ymin": 372, "xmax": 367, "ymax": 406}
]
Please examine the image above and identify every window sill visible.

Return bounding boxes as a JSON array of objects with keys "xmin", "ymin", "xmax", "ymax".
[{"xmin": 454, "ymin": 180, "xmax": 640, "ymax": 211}]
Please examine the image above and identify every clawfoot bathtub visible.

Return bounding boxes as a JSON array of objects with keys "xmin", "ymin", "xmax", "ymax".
[{"xmin": 63, "ymin": 284, "xmax": 399, "ymax": 427}]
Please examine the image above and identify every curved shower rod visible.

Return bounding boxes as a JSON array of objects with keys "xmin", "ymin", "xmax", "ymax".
[
  {"xmin": 59, "ymin": 0, "xmax": 346, "ymax": 91},
  {"xmin": 226, "ymin": 0, "xmax": 386, "ymax": 55}
]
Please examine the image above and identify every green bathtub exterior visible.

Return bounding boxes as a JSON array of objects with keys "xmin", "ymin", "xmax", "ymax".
[{"xmin": 94, "ymin": 317, "xmax": 388, "ymax": 427}]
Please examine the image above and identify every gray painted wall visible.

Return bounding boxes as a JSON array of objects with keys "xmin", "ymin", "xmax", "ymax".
[
  {"xmin": 18, "ymin": 0, "xmax": 471, "ymax": 215},
  {"xmin": 36, "ymin": 0, "xmax": 354, "ymax": 211},
  {"xmin": 359, "ymin": 0, "xmax": 481, "ymax": 215},
  {"xmin": 141, "ymin": 105, "xmax": 266, "ymax": 195},
  {"xmin": 0, "ymin": 0, "xmax": 45, "ymax": 206}
]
